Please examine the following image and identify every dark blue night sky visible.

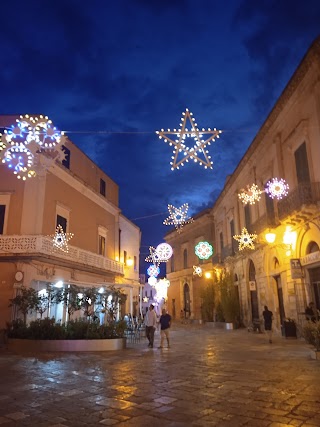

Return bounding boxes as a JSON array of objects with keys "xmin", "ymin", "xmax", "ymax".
[{"xmin": 2, "ymin": 0, "xmax": 320, "ymax": 273}]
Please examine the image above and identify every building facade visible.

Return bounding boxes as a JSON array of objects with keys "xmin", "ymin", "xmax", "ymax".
[
  {"xmin": 165, "ymin": 38, "xmax": 320, "ymax": 332},
  {"xmin": 0, "ymin": 115, "xmax": 140, "ymax": 328}
]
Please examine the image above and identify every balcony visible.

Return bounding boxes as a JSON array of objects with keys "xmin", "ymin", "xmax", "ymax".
[
  {"xmin": 277, "ymin": 182, "xmax": 320, "ymax": 221},
  {"xmin": 0, "ymin": 235, "xmax": 124, "ymax": 275},
  {"xmin": 251, "ymin": 213, "xmax": 279, "ymax": 234}
]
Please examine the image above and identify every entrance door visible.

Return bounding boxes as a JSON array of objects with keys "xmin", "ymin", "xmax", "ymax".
[
  {"xmin": 172, "ymin": 299, "xmax": 176, "ymax": 319},
  {"xmin": 309, "ymin": 267, "xmax": 320, "ymax": 310},
  {"xmin": 249, "ymin": 260, "xmax": 259, "ymax": 320},
  {"xmin": 184, "ymin": 283, "xmax": 191, "ymax": 318},
  {"xmin": 275, "ymin": 275, "xmax": 285, "ymax": 325}
]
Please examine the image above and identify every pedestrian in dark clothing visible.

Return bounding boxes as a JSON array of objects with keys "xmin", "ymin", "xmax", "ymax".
[
  {"xmin": 262, "ymin": 305, "xmax": 273, "ymax": 344},
  {"xmin": 158, "ymin": 308, "xmax": 171, "ymax": 349}
]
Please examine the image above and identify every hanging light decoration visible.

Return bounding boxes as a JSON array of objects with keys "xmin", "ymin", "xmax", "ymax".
[
  {"xmin": 163, "ymin": 203, "xmax": 194, "ymax": 233},
  {"xmin": 193, "ymin": 265, "xmax": 203, "ymax": 277},
  {"xmin": 233, "ymin": 227, "xmax": 257, "ymax": 251},
  {"xmin": 0, "ymin": 114, "xmax": 67, "ymax": 180},
  {"xmin": 156, "ymin": 243, "xmax": 173, "ymax": 260},
  {"xmin": 156, "ymin": 108, "xmax": 221, "ymax": 170},
  {"xmin": 147, "ymin": 264, "xmax": 160, "ymax": 278},
  {"xmin": 194, "ymin": 241, "xmax": 213, "ymax": 259},
  {"xmin": 51, "ymin": 224, "xmax": 74, "ymax": 253},
  {"xmin": 238, "ymin": 184, "xmax": 263, "ymax": 205},
  {"xmin": 265, "ymin": 178, "xmax": 289, "ymax": 200}
]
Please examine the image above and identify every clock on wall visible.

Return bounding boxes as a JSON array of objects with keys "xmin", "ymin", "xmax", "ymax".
[{"xmin": 15, "ymin": 271, "xmax": 24, "ymax": 282}]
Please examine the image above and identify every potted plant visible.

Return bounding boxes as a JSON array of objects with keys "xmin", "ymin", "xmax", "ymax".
[
  {"xmin": 218, "ymin": 271, "xmax": 240, "ymax": 330},
  {"xmin": 302, "ymin": 320, "xmax": 320, "ymax": 360}
]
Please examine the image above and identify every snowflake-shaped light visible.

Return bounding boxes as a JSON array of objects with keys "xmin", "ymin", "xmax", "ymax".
[
  {"xmin": 163, "ymin": 203, "xmax": 194, "ymax": 233},
  {"xmin": 147, "ymin": 264, "xmax": 160, "ymax": 278},
  {"xmin": 1, "ymin": 115, "xmax": 66, "ymax": 180},
  {"xmin": 148, "ymin": 276, "xmax": 157, "ymax": 287},
  {"xmin": 51, "ymin": 224, "xmax": 74, "ymax": 253},
  {"xmin": 156, "ymin": 243, "xmax": 173, "ymax": 260},
  {"xmin": 233, "ymin": 227, "xmax": 257, "ymax": 251},
  {"xmin": 154, "ymin": 278, "xmax": 170, "ymax": 302},
  {"xmin": 238, "ymin": 184, "xmax": 263, "ymax": 205},
  {"xmin": 156, "ymin": 108, "xmax": 221, "ymax": 170},
  {"xmin": 265, "ymin": 178, "xmax": 289, "ymax": 200},
  {"xmin": 195, "ymin": 241, "xmax": 214, "ymax": 260},
  {"xmin": 193, "ymin": 265, "xmax": 203, "ymax": 277}
]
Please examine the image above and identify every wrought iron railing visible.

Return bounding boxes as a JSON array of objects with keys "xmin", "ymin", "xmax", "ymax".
[
  {"xmin": 277, "ymin": 181, "xmax": 320, "ymax": 220},
  {"xmin": 251, "ymin": 213, "xmax": 278, "ymax": 234},
  {"xmin": 0, "ymin": 235, "xmax": 124, "ymax": 274}
]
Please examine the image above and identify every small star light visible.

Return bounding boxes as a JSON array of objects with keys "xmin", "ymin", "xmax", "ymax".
[
  {"xmin": 193, "ymin": 265, "xmax": 203, "ymax": 277},
  {"xmin": 147, "ymin": 264, "xmax": 160, "ymax": 278},
  {"xmin": 156, "ymin": 108, "xmax": 222, "ymax": 170},
  {"xmin": 233, "ymin": 228, "xmax": 257, "ymax": 251},
  {"xmin": 143, "ymin": 296, "xmax": 149, "ymax": 303},
  {"xmin": 265, "ymin": 178, "xmax": 289, "ymax": 200},
  {"xmin": 51, "ymin": 224, "xmax": 74, "ymax": 253},
  {"xmin": 163, "ymin": 203, "xmax": 194, "ymax": 233},
  {"xmin": 195, "ymin": 241, "xmax": 213, "ymax": 260},
  {"xmin": 238, "ymin": 184, "xmax": 263, "ymax": 205}
]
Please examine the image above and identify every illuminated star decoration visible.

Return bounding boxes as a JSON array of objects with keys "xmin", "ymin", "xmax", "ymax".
[
  {"xmin": 143, "ymin": 296, "xmax": 149, "ymax": 303},
  {"xmin": 51, "ymin": 225, "xmax": 74, "ymax": 253},
  {"xmin": 145, "ymin": 247, "xmax": 163, "ymax": 267},
  {"xmin": 195, "ymin": 241, "xmax": 214, "ymax": 260},
  {"xmin": 147, "ymin": 264, "xmax": 160, "ymax": 278},
  {"xmin": 156, "ymin": 108, "xmax": 222, "ymax": 170},
  {"xmin": 233, "ymin": 228, "xmax": 257, "ymax": 251},
  {"xmin": 265, "ymin": 178, "xmax": 289, "ymax": 200},
  {"xmin": 0, "ymin": 115, "xmax": 67, "ymax": 180},
  {"xmin": 193, "ymin": 265, "xmax": 203, "ymax": 277},
  {"xmin": 238, "ymin": 184, "xmax": 263, "ymax": 205},
  {"xmin": 163, "ymin": 203, "xmax": 194, "ymax": 233}
]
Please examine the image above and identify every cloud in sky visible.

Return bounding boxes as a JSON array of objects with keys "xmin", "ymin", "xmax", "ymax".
[{"xmin": 1, "ymin": 0, "xmax": 320, "ymax": 273}]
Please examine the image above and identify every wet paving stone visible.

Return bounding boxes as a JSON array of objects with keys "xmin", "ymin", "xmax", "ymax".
[{"xmin": 1, "ymin": 324, "xmax": 320, "ymax": 426}]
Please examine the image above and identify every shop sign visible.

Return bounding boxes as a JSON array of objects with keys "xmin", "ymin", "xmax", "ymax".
[
  {"xmin": 290, "ymin": 258, "xmax": 303, "ymax": 279},
  {"xmin": 300, "ymin": 251, "xmax": 320, "ymax": 266}
]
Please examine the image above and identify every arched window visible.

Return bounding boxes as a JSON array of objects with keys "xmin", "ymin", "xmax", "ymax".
[
  {"xmin": 183, "ymin": 249, "xmax": 188, "ymax": 269},
  {"xmin": 274, "ymin": 257, "xmax": 280, "ymax": 269},
  {"xmin": 306, "ymin": 241, "xmax": 319, "ymax": 254},
  {"xmin": 234, "ymin": 273, "xmax": 238, "ymax": 282}
]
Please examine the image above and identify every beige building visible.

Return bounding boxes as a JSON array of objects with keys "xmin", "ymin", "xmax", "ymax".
[
  {"xmin": 165, "ymin": 37, "xmax": 320, "ymax": 332},
  {"xmin": 0, "ymin": 115, "xmax": 141, "ymax": 328}
]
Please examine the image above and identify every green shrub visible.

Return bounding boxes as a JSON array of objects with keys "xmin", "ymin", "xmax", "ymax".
[
  {"xmin": 6, "ymin": 317, "xmax": 127, "ymax": 340},
  {"xmin": 302, "ymin": 321, "xmax": 320, "ymax": 350}
]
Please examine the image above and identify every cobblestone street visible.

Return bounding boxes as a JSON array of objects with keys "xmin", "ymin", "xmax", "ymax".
[{"xmin": 0, "ymin": 323, "xmax": 320, "ymax": 427}]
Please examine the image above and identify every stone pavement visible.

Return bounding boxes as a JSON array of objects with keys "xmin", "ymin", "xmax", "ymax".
[{"xmin": 0, "ymin": 323, "xmax": 320, "ymax": 427}]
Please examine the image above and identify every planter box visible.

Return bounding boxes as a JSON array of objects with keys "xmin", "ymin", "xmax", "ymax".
[
  {"xmin": 8, "ymin": 338, "xmax": 126, "ymax": 352},
  {"xmin": 310, "ymin": 349, "xmax": 320, "ymax": 360}
]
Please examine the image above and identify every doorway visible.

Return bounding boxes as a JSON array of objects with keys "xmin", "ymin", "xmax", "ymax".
[
  {"xmin": 249, "ymin": 260, "xmax": 259, "ymax": 321},
  {"xmin": 183, "ymin": 283, "xmax": 191, "ymax": 318},
  {"xmin": 309, "ymin": 267, "xmax": 320, "ymax": 310},
  {"xmin": 274, "ymin": 275, "xmax": 285, "ymax": 325}
]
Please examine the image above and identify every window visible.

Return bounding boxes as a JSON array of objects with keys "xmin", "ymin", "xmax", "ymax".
[
  {"xmin": 294, "ymin": 142, "xmax": 310, "ymax": 184},
  {"xmin": 171, "ymin": 254, "xmax": 174, "ymax": 272},
  {"xmin": 61, "ymin": 145, "xmax": 70, "ymax": 169},
  {"xmin": 56, "ymin": 214, "xmax": 67, "ymax": 232},
  {"xmin": 0, "ymin": 205, "xmax": 5, "ymax": 234},
  {"xmin": 100, "ymin": 179, "xmax": 106, "ymax": 197},
  {"xmin": 219, "ymin": 231, "xmax": 224, "ymax": 253},
  {"xmin": 150, "ymin": 289, "xmax": 153, "ymax": 298},
  {"xmin": 230, "ymin": 220, "xmax": 236, "ymax": 254},
  {"xmin": 264, "ymin": 186, "xmax": 275, "ymax": 225},
  {"xmin": 123, "ymin": 250, "xmax": 127, "ymax": 265},
  {"xmin": 183, "ymin": 249, "xmax": 188, "ymax": 269},
  {"xmin": 99, "ymin": 235, "xmax": 106, "ymax": 256},
  {"xmin": 134, "ymin": 255, "xmax": 137, "ymax": 271},
  {"xmin": 244, "ymin": 204, "xmax": 251, "ymax": 232}
]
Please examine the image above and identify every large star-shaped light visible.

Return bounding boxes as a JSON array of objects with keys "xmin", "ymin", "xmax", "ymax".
[
  {"xmin": 233, "ymin": 228, "xmax": 257, "ymax": 251},
  {"xmin": 51, "ymin": 224, "xmax": 74, "ymax": 253},
  {"xmin": 145, "ymin": 246, "xmax": 162, "ymax": 267},
  {"xmin": 163, "ymin": 203, "xmax": 194, "ymax": 233},
  {"xmin": 156, "ymin": 108, "xmax": 222, "ymax": 170}
]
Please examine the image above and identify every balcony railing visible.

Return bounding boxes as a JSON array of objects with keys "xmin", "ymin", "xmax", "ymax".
[
  {"xmin": 0, "ymin": 235, "xmax": 124, "ymax": 275},
  {"xmin": 278, "ymin": 182, "xmax": 320, "ymax": 220},
  {"xmin": 251, "ymin": 213, "xmax": 278, "ymax": 234}
]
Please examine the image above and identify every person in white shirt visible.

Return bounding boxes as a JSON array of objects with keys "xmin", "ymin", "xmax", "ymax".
[{"xmin": 144, "ymin": 304, "xmax": 157, "ymax": 348}]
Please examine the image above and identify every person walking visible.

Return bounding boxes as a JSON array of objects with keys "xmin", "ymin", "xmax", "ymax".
[
  {"xmin": 158, "ymin": 308, "xmax": 171, "ymax": 349},
  {"xmin": 262, "ymin": 305, "xmax": 273, "ymax": 344},
  {"xmin": 144, "ymin": 304, "xmax": 157, "ymax": 348}
]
